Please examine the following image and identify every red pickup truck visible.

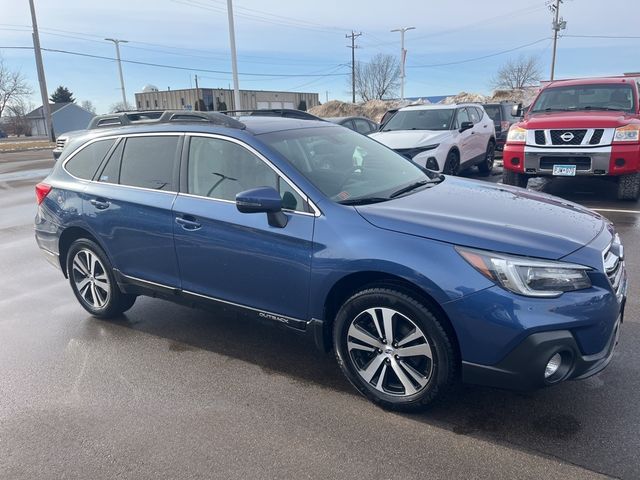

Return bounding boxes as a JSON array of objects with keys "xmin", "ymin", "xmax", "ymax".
[{"xmin": 502, "ymin": 76, "xmax": 640, "ymax": 200}]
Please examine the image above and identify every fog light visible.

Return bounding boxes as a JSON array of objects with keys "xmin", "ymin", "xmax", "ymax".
[
  {"xmin": 511, "ymin": 157, "xmax": 520, "ymax": 165},
  {"xmin": 545, "ymin": 353, "xmax": 562, "ymax": 379},
  {"xmin": 426, "ymin": 157, "xmax": 439, "ymax": 170}
]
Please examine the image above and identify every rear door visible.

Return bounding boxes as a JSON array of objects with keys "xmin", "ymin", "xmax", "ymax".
[
  {"xmin": 83, "ymin": 134, "xmax": 182, "ymax": 287},
  {"xmin": 469, "ymin": 107, "xmax": 492, "ymax": 159},
  {"xmin": 172, "ymin": 134, "xmax": 314, "ymax": 321},
  {"xmin": 454, "ymin": 108, "xmax": 474, "ymax": 163}
]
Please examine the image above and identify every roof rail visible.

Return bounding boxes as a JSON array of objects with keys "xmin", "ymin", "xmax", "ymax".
[
  {"xmin": 221, "ymin": 109, "xmax": 322, "ymax": 121},
  {"xmin": 87, "ymin": 110, "xmax": 245, "ymax": 130}
]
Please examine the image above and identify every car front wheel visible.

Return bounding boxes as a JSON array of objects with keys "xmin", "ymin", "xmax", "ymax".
[
  {"xmin": 333, "ymin": 288, "xmax": 456, "ymax": 411},
  {"xmin": 477, "ymin": 141, "xmax": 495, "ymax": 174},
  {"xmin": 67, "ymin": 239, "xmax": 136, "ymax": 318}
]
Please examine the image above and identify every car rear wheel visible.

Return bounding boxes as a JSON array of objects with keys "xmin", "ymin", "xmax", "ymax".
[
  {"xmin": 617, "ymin": 173, "xmax": 640, "ymax": 200},
  {"xmin": 443, "ymin": 150, "xmax": 460, "ymax": 176},
  {"xmin": 503, "ymin": 169, "xmax": 528, "ymax": 188},
  {"xmin": 67, "ymin": 239, "xmax": 136, "ymax": 318},
  {"xmin": 333, "ymin": 288, "xmax": 456, "ymax": 411},
  {"xmin": 477, "ymin": 141, "xmax": 495, "ymax": 174}
]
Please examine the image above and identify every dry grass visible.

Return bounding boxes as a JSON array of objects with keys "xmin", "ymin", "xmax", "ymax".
[{"xmin": 0, "ymin": 140, "xmax": 55, "ymax": 152}]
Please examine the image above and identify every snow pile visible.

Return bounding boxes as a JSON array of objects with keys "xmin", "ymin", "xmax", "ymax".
[
  {"xmin": 309, "ymin": 99, "xmax": 425, "ymax": 123},
  {"xmin": 442, "ymin": 92, "xmax": 489, "ymax": 104}
]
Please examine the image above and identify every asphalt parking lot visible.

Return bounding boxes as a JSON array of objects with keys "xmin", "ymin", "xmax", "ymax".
[{"xmin": 1, "ymin": 150, "xmax": 638, "ymax": 479}]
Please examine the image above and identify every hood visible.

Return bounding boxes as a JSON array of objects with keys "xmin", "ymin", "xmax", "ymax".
[
  {"xmin": 355, "ymin": 177, "xmax": 605, "ymax": 260},
  {"xmin": 369, "ymin": 130, "xmax": 451, "ymax": 149},
  {"xmin": 523, "ymin": 110, "xmax": 639, "ymax": 129}
]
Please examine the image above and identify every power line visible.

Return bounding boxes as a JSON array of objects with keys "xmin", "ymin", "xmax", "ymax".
[
  {"xmin": 0, "ymin": 45, "xmax": 350, "ymax": 78},
  {"xmin": 562, "ymin": 34, "xmax": 640, "ymax": 39},
  {"xmin": 407, "ymin": 38, "xmax": 551, "ymax": 68}
]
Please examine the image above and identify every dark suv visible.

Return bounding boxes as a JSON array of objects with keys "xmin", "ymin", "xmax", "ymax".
[
  {"xmin": 35, "ymin": 111, "xmax": 625, "ymax": 411},
  {"xmin": 482, "ymin": 102, "xmax": 521, "ymax": 151}
]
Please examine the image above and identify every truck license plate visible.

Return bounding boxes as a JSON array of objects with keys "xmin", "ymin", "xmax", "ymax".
[{"xmin": 552, "ymin": 165, "xmax": 577, "ymax": 176}]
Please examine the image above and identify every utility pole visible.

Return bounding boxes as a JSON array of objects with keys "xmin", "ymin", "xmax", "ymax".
[
  {"xmin": 345, "ymin": 31, "xmax": 362, "ymax": 103},
  {"xmin": 105, "ymin": 38, "xmax": 129, "ymax": 109},
  {"xmin": 226, "ymin": 0, "xmax": 241, "ymax": 110},
  {"xmin": 391, "ymin": 26, "xmax": 415, "ymax": 100},
  {"xmin": 194, "ymin": 74, "xmax": 200, "ymax": 110},
  {"xmin": 28, "ymin": 0, "xmax": 53, "ymax": 141},
  {"xmin": 549, "ymin": 0, "xmax": 566, "ymax": 81}
]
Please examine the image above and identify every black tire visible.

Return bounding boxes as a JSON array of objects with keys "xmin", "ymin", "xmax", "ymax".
[
  {"xmin": 443, "ymin": 150, "xmax": 460, "ymax": 176},
  {"xmin": 66, "ymin": 238, "xmax": 136, "ymax": 318},
  {"xmin": 477, "ymin": 141, "xmax": 495, "ymax": 175},
  {"xmin": 503, "ymin": 169, "xmax": 528, "ymax": 188},
  {"xmin": 616, "ymin": 173, "xmax": 640, "ymax": 201},
  {"xmin": 333, "ymin": 288, "xmax": 456, "ymax": 411}
]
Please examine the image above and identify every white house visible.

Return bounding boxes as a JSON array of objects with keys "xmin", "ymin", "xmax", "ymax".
[{"xmin": 26, "ymin": 103, "xmax": 95, "ymax": 137}]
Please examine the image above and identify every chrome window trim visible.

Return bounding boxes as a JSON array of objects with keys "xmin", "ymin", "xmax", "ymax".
[
  {"xmin": 62, "ymin": 132, "xmax": 185, "ymax": 191},
  {"xmin": 176, "ymin": 192, "xmax": 316, "ymax": 218},
  {"xmin": 186, "ymin": 132, "xmax": 322, "ymax": 217}
]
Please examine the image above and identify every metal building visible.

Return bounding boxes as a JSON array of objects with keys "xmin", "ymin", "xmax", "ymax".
[{"xmin": 134, "ymin": 86, "xmax": 319, "ymax": 112}]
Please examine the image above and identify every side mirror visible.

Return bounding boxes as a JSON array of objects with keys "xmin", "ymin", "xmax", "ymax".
[
  {"xmin": 236, "ymin": 187, "xmax": 288, "ymax": 228},
  {"xmin": 511, "ymin": 103, "xmax": 523, "ymax": 117},
  {"xmin": 459, "ymin": 121, "xmax": 474, "ymax": 133}
]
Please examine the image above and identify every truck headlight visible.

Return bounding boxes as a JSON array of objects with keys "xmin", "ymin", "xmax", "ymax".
[
  {"xmin": 456, "ymin": 247, "xmax": 592, "ymax": 297},
  {"xmin": 613, "ymin": 124, "xmax": 640, "ymax": 142},
  {"xmin": 507, "ymin": 126, "xmax": 527, "ymax": 143}
]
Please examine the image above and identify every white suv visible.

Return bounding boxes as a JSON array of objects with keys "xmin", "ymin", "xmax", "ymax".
[{"xmin": 370, "ymin": 104, "xmax": 496, "ymax": 175}]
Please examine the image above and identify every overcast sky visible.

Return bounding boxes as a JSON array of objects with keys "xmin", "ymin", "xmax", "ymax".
[{"xmin": 1, "ymin": 0, "xmax": 639, "ymax": 113}]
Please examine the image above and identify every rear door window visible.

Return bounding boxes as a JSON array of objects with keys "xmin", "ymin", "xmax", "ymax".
[
  {"xmin": 118, "ymin": 136, "xmax": 180, "ymax": 191},
  {"xmin": 65, "ymin": 139, "xmax": 115, "ymax": 180},
  {"xmin": 97, "ymin": 139, "xmax": 124, "ymax": 183}
]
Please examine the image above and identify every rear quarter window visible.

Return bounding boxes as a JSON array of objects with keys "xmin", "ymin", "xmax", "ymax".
[{"xmin": 64, "ymin": 139, "xmax": 115, "ymax": 180}]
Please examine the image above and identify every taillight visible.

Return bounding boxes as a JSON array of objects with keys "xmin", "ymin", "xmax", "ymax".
[
  {"xmin": 501, "ymin": 121, "xmax": 510, "ymax": 132},
  {"xmin": 35, "ymin": 183, "xmax": 52, "ymax": 205}
]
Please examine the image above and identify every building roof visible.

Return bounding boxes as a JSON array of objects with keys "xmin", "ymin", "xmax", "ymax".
[{"xmin": 26, "ymin": 102, "xmax": 73, "ymax": 119}]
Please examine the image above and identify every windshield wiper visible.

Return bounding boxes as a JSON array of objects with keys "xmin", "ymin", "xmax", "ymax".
[
  {"xmin": 339, "ymin": 197, "xmax": 390, "ymax": 205},
  {"xmin": 389, "ymin": 179, "xmax": 440, "ymax": 198}
]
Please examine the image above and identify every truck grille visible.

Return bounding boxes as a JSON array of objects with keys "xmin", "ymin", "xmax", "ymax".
[
  {"xmin": 589, "ymin": 129, "xmax": 604, "ymax": 145},
  {"xmin": 534, "ymin": 130, "xmax": 546, "ymax": 145},
  {"xmin": 550, "ymin": 129, "xmax": 587, "ymax": 145},
  {"xmin": 539, "ymin": 156, "xmax": 591, "ymax": 170},
  {"xmin": 603, "ymin": 234, "xmax": 625, "ymax": 302}
]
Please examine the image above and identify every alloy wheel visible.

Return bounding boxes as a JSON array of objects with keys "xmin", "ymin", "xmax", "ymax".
[
  {"xmin": 71, "ymin": 249, "xmax": 111, "ymax": 309},
  {"xmin": 347, "ymin": 307, "xmax": 434, "ymax": 397}
]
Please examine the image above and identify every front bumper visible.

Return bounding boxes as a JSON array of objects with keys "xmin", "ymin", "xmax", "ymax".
[{"xmin": 462, "ymin": 312, "xmax": 622, "ymax": 390}]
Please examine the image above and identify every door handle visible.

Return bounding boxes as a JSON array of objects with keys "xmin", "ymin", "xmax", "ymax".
[
  {"xmin": 90, "ymin": 198, "xmax": 110, "ymax": 210},
  {"xmin": 175, "ymin": 215, "xmax": 202, "ymax": 231}
]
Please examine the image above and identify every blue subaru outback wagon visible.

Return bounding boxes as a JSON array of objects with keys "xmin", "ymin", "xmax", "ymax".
[{"xmin": 35, "ymin": 110, "xmax": 626, "ymax": 411}]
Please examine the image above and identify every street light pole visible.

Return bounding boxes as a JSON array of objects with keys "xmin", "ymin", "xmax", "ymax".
[
  {"xmin": 226, "ymin": 0, "xmax": 241, "ymax": 110},
  {"xmin": 28, "ymin": 0, "xmax": 54, "ymax": 141},
  {"xmin": 105, "ymin": 38, "xmax": 129, "ymax": 110},
  {"xmin": 391, "ymin": 26, "xmax": 415, "ymax": 100}
]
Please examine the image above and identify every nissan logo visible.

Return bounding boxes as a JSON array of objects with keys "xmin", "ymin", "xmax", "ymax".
[{"xmin": 560, "ymin": 132, "xmax": 575, "ymax": 142}]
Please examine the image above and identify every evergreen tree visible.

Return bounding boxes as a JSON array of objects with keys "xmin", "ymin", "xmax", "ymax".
[{"xmin": 50, "ymin": 86, "xmax": 75, "ymax": 103}]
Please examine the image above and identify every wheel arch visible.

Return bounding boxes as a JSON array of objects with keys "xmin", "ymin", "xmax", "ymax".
[
  {"xmin": 320, "ymin": 271, "xmax": 461, "ymax": 365},
  {"xmin": 58, "ymin": 226, "xmax": 107, "ymax": 277}
]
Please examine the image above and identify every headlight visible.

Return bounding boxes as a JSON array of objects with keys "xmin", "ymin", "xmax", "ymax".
[
  {"xmin": 507, "ymin": 126, "xmax": 527, "ymax": 143},
  {"xmin": 613, "ymin": 124, "xmax": 640, "ymax": 142},
  {"xmin": 401, "ymin": 145, "xmax": 440, "ymax": 159},
  {"xmin": 456, "ymin": 247, "xmax": 592, "ymax": 297}
]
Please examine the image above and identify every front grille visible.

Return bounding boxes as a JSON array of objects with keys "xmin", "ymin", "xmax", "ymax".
[
  {"xmin": 55, "ymin": 138, "xmax": 66, "ymax": 149},
  {"xmin": 550, "ymin": 129, "xmax": 587, "ymax": 145},
  {"xmin": 603, "ymin": 234, "xmax": 625, "ymax": 301},
  {"xmin": 589, "ymin": 129, "xmax": 604, "ymax": 145},
  {"xmin": 534, "ymin": 130, "xmax": 546, "ymax": 145},
  {"xmin": 539, "ymin": 156, "xmax": 591, "ymax": 170}
]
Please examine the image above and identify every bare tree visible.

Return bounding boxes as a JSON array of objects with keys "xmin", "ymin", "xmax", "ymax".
[
  {"xmin": 5, "ymin": 98, "xmax": 35, "ymax": 137},
  {"xmin": 81, "ymin": 100, "xmax": 96, "ymax": 114},
  {"xmin": 492, "ymin": 55, "xmax": 542, "ymax": 90},
  {"xmin": 354, "ymin": 53, "xmax": 400, "ymax": 102},
  {"xmin": 0, "ymin": 57, "xmax": 33, "ymax": 118},
  {"xmin": 109, "ymin": 101, "xmax": 128, "ymax": 113}
]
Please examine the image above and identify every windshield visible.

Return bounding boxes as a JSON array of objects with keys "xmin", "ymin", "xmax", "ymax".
[
  {"xmin": 260, "ymin": 126, "xmax": 440, "ymax": 204},
  {"xmin": 483, "ymin": 105, "xmax": 501, "ymax": 123},
  {"xmin": 381, "ymin": 108, "xmax": 454, "ymax": 132},
  {"xmin": 531, "ymin": 84, "xmax": 636, "ymax": 113}
]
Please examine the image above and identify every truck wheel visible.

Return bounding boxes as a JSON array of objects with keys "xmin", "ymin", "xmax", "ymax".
[
  {"xmin": 503, "ymin": 169, "xmax": 528, "ymax": 188},
  {"xmin": 333, "ymin": 288, "xmax": 456, "ymax": 411},
  {"xmin": 616, "ymin": 173, "xmax": 640, "ymax": 201}
]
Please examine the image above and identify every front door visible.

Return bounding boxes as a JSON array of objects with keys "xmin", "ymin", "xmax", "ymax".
[{"xmin": 172, "ymin": 134, "xmax": 314, "ymax": 321}]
